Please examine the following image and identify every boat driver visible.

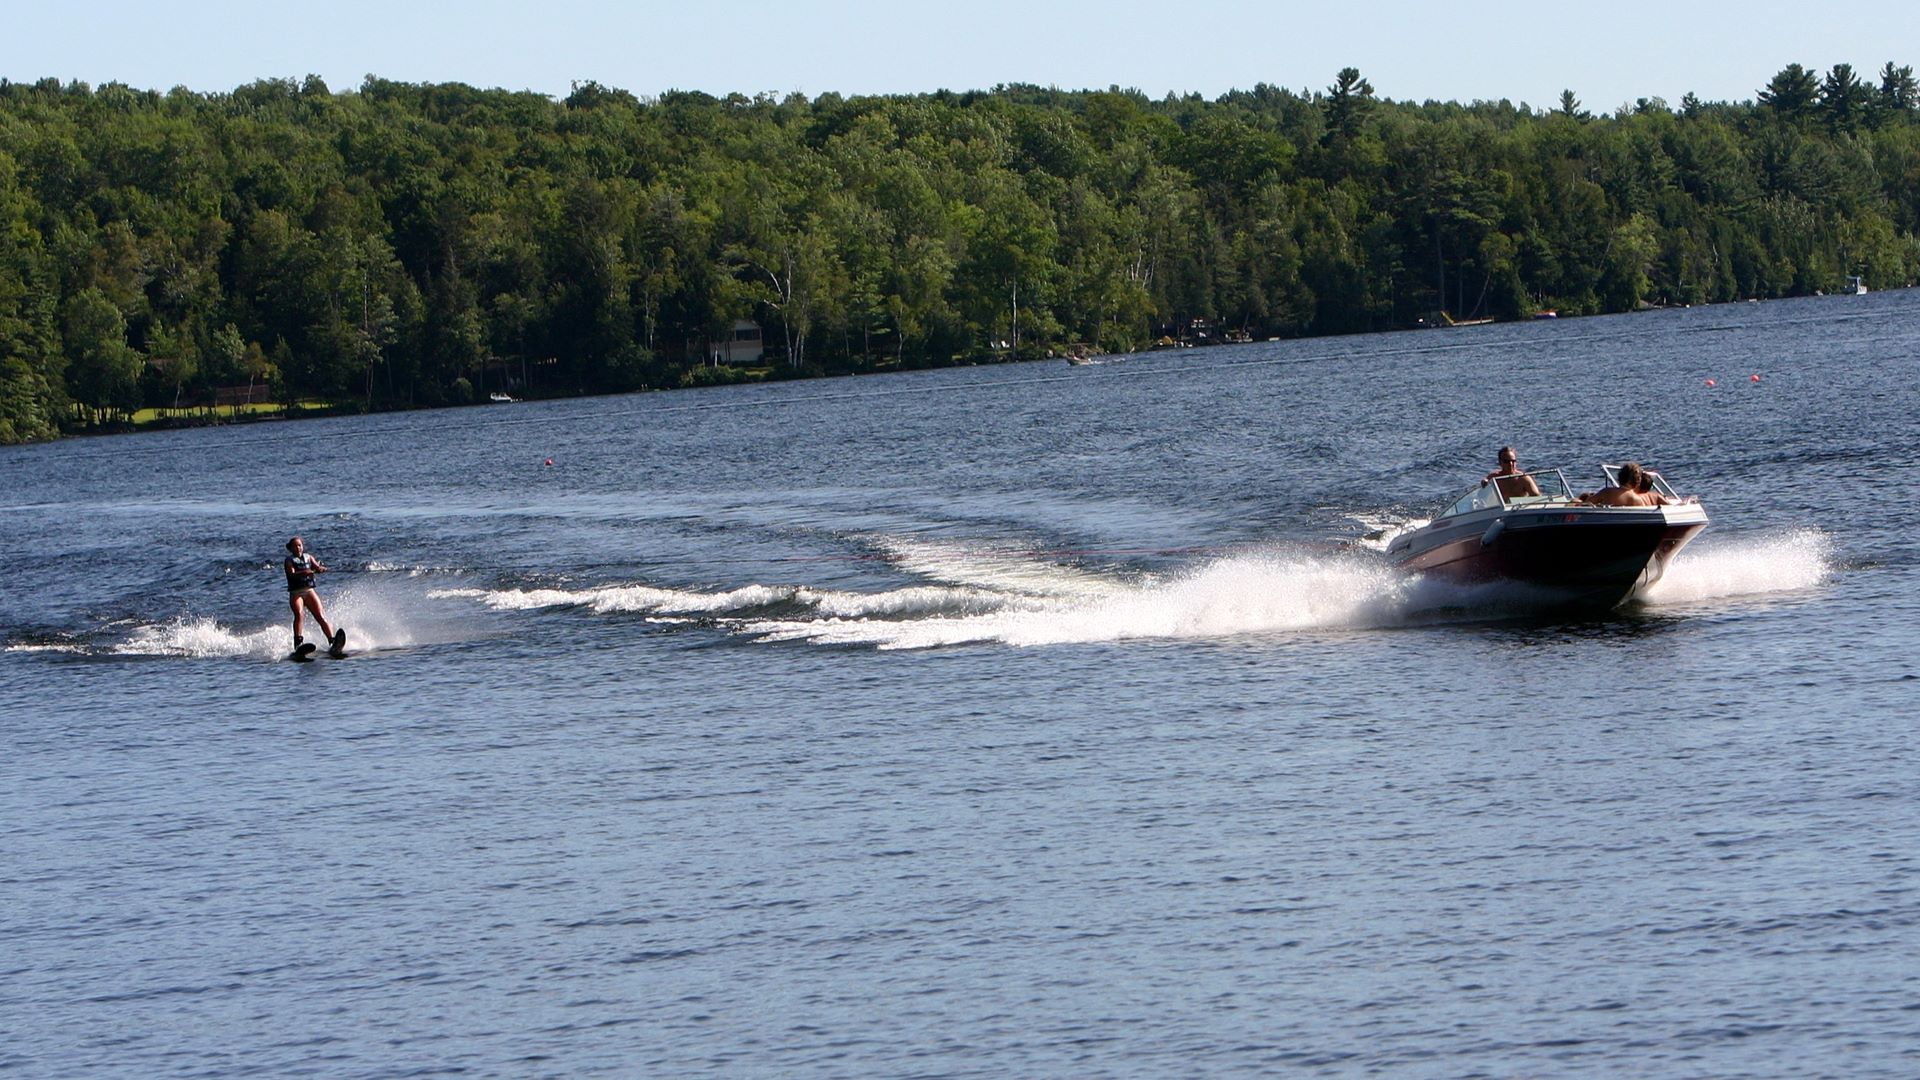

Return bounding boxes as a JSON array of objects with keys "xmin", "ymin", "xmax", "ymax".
[{"xmin": 1483, "ymin": 446, "xmax": 1542, "ymax": 499}]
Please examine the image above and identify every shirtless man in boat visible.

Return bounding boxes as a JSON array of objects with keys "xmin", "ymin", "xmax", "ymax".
[
  {"xmin": 1483, "ymin": 446, "xmax": 1542, "ymax": 499},
  {"xmin": 1576, "ymin": 462, "xmax": 1657, "ymax": 506},
  {"xmin": 1635, "ymin": 469, "xmax": 1689, "ymax": 506}
]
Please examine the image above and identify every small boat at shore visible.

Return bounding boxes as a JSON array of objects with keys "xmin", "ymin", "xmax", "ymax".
[{"xmin": 1387, "ymin": 465, "xmax": 1708, "ymax": 610}]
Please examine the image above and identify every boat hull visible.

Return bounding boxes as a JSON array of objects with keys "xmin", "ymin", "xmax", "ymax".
[{"xmin": 1392, "ymin": 505, "xmax": 1707, "ymax": 610}]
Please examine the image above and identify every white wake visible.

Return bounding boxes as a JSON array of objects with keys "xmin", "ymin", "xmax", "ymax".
[
  {"xmin": 407, "ymin": 528, "xmax": 1840, "ymax": 652},
  {"xmin": 1638, "ymin": 528, "xmax": 1832, "ymax": 605},
  {"xmin": 94, "ymin": 577, "xmax": 475, "ymax": 659},
  {"xmin": 742, "ymin": 550, "xmax": 1411, "ymax": 649}
]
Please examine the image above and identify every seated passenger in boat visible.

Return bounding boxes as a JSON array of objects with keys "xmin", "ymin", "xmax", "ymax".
[
  {"xmin": 1577, "ymin": 462, "xmax": 1657, "ymax": 506},
  {"xmin": 1483, "ymin": 446, "xmax": 1542, "ymax": 499},
  {"xmin": 1636, "ymin": 470, "xmax": 1683, "ymax": 506}
]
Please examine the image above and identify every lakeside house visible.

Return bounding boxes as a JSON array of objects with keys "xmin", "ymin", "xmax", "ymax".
[
  {"xmin": 709, "ymin": 320, "xmax": 764, "ymax": 366},
  {"xmin": 211, "ymin": 383, "xmax": 270, "ymax": 408}
]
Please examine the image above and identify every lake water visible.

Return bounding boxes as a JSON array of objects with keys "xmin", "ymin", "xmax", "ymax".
[{"xmin": 3, "ymin": 292, "xmax": 1917, "ymax": 1077}]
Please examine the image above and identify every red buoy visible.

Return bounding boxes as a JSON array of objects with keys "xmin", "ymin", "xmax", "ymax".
[
  {"xmin": 1705, "ymin": 379, "xmax": 1716, "ymax": 387},
  {"xmin": 1751, "ymin": 373, "xmax": 1761, "ymax": 382}
]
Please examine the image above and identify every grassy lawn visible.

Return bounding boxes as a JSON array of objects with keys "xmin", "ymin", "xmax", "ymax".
[{"xmin": 129, "ymin": 402, "xmax": 335, "ymax": 425}]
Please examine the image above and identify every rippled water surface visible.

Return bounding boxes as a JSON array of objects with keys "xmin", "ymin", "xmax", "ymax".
[{"xmin": 4, "ymin": 294, "xmax": 1919, "ymax": 1076}]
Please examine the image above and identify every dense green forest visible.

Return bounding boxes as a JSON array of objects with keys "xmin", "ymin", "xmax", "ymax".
[{"xmin": 2, "ymin": 61, "xmax": 1918, "ymax": 443}]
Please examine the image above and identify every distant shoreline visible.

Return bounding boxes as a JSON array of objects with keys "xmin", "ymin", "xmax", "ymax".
[{"xmin": 5, "ymin": 70, "xmax": 1915, "ymax": 446}]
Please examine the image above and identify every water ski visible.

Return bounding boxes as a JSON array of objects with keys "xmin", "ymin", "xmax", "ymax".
[
  {"xmin": 328, "ymin": 628, "xmax": 348, "ymax": 658},
  {"xmin": 290, "ymin": 641, "xmax": 318, "ymax": 662}
]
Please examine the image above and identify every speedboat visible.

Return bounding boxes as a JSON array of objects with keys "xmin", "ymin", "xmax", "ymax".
[{"xmin": 1386, "ymin": 465, "xmax": 1708, "ymax": 610}]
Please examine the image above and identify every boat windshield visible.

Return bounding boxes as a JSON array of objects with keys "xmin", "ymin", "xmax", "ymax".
[
  {"xmin": 1442, "ymin": 483, "xmax": 1505, "ymax": 519},
  {"xmin": 1515, "ymin": 469, "xmax": 1572, "ymax": 503},
  {"xmin": 1438, "ymin": 468, "xmax": 1573, "ymax": 519}
]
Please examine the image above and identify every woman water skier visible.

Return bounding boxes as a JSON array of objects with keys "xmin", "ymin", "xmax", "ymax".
[{"xmin": 284, "ymin": 536, "xmax": 342, "ymax": 653}]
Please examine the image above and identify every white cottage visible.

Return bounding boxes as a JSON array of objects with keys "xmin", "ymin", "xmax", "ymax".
[{"xmin": 709, "ymin": 320, "xmax": 764, "ymax": 365}]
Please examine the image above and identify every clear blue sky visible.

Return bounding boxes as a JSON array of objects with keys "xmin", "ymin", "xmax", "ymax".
[{"xmin": 7, "ymin": 0, "xmax": 1917, "ymax": 114}]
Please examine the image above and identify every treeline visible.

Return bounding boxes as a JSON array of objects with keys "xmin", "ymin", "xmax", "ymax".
[{"xmin": 3, "ymin": 62, "xmax": 1919, "ymax": 443}]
